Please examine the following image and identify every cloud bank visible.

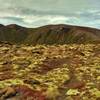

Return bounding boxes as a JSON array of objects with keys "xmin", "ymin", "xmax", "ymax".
[{"xmin": 0, "ymin": 0, "xmax": 100, "ymax": 28}]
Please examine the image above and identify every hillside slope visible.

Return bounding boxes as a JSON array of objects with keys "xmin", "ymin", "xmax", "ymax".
[{"xmin": 0, "ymin": 24, "xmax": 100, "ymax": 44}]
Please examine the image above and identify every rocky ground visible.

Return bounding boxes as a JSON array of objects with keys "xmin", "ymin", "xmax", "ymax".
[{"xmin": 0, "ymin": 43, "xmax": 100, "ymax": 100}]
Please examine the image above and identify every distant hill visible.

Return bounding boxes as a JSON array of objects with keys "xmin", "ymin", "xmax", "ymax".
[{"xmin": 0, "ymin": 24, "xmax": 100, "ymax": 44}]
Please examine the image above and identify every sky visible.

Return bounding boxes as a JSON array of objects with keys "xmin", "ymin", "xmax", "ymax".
[{"xmin": 0, "ymin": 0, "xmax": 100, "ymax": 28}]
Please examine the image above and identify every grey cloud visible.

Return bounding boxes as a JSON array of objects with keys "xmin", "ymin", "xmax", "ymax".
[
  {"xmin": 0, "ymin": 0, "xmax": 100, "ymax": 28},
  {"xmin": 1, "ymin": 17, "xmax": 23, "ymax": 22},
  {"xmin": 0, "ymin": 0, "xmax": 100, "ymax": 13}
]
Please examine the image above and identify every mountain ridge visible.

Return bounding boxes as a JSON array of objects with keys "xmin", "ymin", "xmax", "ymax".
[{"xmin": 0, "ymin": 24, "xmax": 100, "ymax": 44}]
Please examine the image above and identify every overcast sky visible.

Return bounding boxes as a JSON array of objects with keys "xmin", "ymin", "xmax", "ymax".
[{"xmin": 0, "ymin": 0, "xmax": 100, "ymax": 28}]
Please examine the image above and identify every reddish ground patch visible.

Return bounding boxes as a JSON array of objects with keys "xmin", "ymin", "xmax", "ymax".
[
  {"xmin": 0, "ymin": 85, "xmax": 46, "ymax": 100},
  {"xmin": 15, "ymin": 85, "xmax": 46, "ymax": 100},
  {"xmin": 63, "ymin": 79, "xmax": 85, "ymax": 89},
  {"xmin": 33, "ymin": 58, "xmax": 68, "ymax": 74}
]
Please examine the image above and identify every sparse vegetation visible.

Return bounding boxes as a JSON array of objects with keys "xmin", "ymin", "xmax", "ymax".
[{"xmin": 0, "ymin": 42, "xmax": 100, "ymax": 100}]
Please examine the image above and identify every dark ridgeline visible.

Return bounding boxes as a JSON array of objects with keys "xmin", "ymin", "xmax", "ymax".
[{"xmin": 0, "ymin": 24, "xmax": 100, "ymax": 44}]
